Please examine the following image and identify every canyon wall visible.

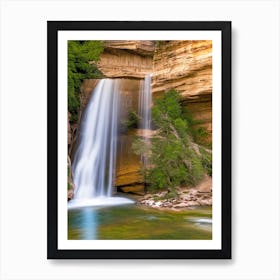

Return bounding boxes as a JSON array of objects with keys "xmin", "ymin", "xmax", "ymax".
[
  {"xmin": 97, "ymin": 40, "xmax": 212, "ymax": 137},
  {"xmin": 71, "ymin": 40, "xmax": 212, "ymax": 194},
  {"xmin": 152, "ymin": 41, "xmax": 212, "ymax": 138},
  {"xmin": 96, "ymin": 41, "xmax": 155, "ymax": 78}
]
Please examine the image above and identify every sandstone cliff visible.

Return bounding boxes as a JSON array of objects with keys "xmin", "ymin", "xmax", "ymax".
[
  {"xmin": 71, "ymin": 40, "xmax": 212, "ymax": 193},
  {"xmin": 153, "ymin": 40, "xmax": 212, "ymax": 138},
  {"xmin": 96, "ymin": 41, "xmax": 155, "ymax": 78},
  {"xmin": 97, "ymin": 40, "xmax": 212, "ymax": 137}
]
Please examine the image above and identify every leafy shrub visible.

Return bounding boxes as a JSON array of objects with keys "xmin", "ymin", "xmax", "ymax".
[
  {"xmin": 68, "ymin": 41, "xmax": 104, "ymax": 122},
  {"xmin": 182, "ymin": 108, "xmax": 211, "ymax": 147},
  {"xmin": 120, "ymin": 110, "xmax": 141, "ymax": 132},
  {"xmin": 200, "ymin": 147, "xmax": 212, "ymax": 176},
  {"xmin": 133, "ymin": 89, "xmax": 211, "ymax": 194}
]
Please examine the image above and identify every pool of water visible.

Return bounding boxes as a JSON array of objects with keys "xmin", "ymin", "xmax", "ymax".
[{"xmin": 68, "ymin": 203, "xmax": 212, "ymax": 240}]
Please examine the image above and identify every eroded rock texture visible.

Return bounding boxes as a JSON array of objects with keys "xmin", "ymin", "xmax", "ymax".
[
  {"xmin": 152, "ymin": 40, "xmax": 212, "ymax": 138},
  {"xmin": 96, "ymin": 40, "xmax": 212, "ymax": 137},
  {"xmin": 96, "ymin": 41, "xmax": 155, "ymax": 78},
  {"xmin": 70, "ymin": 40, "xmax": 212, "ymax": 193}
]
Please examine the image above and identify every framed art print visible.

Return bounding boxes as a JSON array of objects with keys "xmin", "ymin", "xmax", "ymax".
[{"xmin": 47, "ymin": 21, "xmax": 231, "ymax": 259}]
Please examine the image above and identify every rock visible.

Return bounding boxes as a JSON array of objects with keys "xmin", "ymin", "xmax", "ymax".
[
  {"xmin": 163, "ymin": 202, "xmax": 173, "ymax": 207},
  {"xmin": 154, "ymin": 201, "xmax": 162, "ymax": 207},
  {"xmin": 174, "ymin": 202, "xmax": 188, "ymax": 208},
  {"xmin": 186, "ymin": 201, "xmax": 200, "ymax": 207},
  {"xmin": 115, "ymin": 169, "xmax": 142, "ymax": 187},
  {"xmin": 153, "ymin": 41, "xmax": 212, "ymax": 94},
  {"xmin": 103, "ymin": 40, "xmax": 155, "ymax": 56},
  {"xmin": 189, "ymin": 190, "xmax": 198, "ymax": 195},
  {"xmin": 67, "ymin": 156, "xmax": 75, "ymax": 200},
  {"xmin": 135, "ymin": 129, "xmax": 157, "ymax": 138},
  {"xmin": 68, "ymin": 189, "xmax": 74, "ymax": 200},
  {"xmin": 137, "ymin": 184, "xmax": 212, "ymax": 209},
  {"xmin": 200, "ymin": 199, "xmax": 211, "ymax": 206},
  {"xmin": 96, "ymin": 40, "xmax": 213, "ymax": 141},
  {"xmin": 147, "ymin": 200, "xmax": 154, "ymax": 206},
  {"xmin": 97, "ymin": 41, "xmax": 155, "ymax": 78},
  {"xmin": 152, "ymin": 41, "xmax": 212, "ymax": 142},
  {"xmin": 197, "ymin": 175, "xmax": 212, "ymax": 193},
  {"xmin": 119, "ymin": 185, "xmax": 145, "ymax": 195}
]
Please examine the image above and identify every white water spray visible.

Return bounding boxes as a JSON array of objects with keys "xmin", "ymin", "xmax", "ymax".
[
  {"xmin": 138, "ymin": 74, "xmax": 152, "ymax": 167},
  {"xmin": 138, "ymin": 74, "xmax": 152, "ymax": 132},
  {"xmin": 69, "ymin": 79, "xmax": 134, "ymax": 208}
]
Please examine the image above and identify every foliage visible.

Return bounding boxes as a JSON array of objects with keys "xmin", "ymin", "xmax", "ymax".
[
  {"xmin": 182, "ymin": 108, "xmax": 211, "ymax": 147},
  {"xmin": 200, "ymin": 147, "xmax": 212, "ymax": 176},
  {"xmin": 68, "ymin": 41, "xmax": 104, "ymax": 122},
  {"xmin": 133, "ymin": 89, "xmax": 212, "ymax": 193},
  {"xmin": 127, "ymin": 110, "xmax": 141, "ymax": 128},
  {"xmin": 120, "ymin": 110, "xmax": 141, "ymax": 132},
  {"xmin": 163, "ymin": 191, "xmax": 178, "ymax": 200}
]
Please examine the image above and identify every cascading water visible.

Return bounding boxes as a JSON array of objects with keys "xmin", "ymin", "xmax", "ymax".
[
  {"xmin": 138, "ymin": 74, "xmax": 152, "ymax": 167},
  {"xmin": 138, "ymin": 74, "xmax": 152, "ymax": 132},
  {"xmin": 68, "ymin": 79, "xmax": 134, "ymax": 208}
]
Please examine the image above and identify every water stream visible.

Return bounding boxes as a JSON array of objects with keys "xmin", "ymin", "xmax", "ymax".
[
  {"xmin": 68, "ymin": 204, "xmax": 212, "ymax": 240},
  {"xmin": 138, "ymin": 74, "xmax": 152, "ymax": 168},
  {"xmin": 138, "ymin": 74, "xmax": 152, "ymax": 131},
  {"xmin": 69, "ymin": 79, "xmax": 134, "ymax": 208}
]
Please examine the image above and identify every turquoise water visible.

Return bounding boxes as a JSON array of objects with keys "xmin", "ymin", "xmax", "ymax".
[{"xmin": 68, "ymin": 204, "xmax": 212, "ymax": 240}]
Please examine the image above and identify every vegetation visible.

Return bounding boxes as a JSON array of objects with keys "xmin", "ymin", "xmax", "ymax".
[
  {"xmin": 120, "ymin": 110, "xmax": 140, "ymax": 132},
  {"xmin": 182, "ymin": 108, "xmax": 211, "ymax": 147},
  {"xmin": 133, "ymin": 89, "xmax": 212, "ymax": 194},
  {"xmin": 200, "ymin": 147, "xmax": 212, "ymax": 176},
  {"xmin": 68, "ymin": 41, "xmax": 104, "ymax": 122}
]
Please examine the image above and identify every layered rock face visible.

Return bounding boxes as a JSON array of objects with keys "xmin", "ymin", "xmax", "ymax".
[
  {"xmin": 152, "ymin": 41, "xmax": 212, "ymax": 99},
  {"xmin": 97, "ymin": 40, "xmax": 212, "ymax": 137},
  {"xmin": 152, "ymin": 40, "xmax": 212, "ymax": 137},
  {"xmin": 97, "ymin": 41, "xmax": 155, "ymax": 78}
]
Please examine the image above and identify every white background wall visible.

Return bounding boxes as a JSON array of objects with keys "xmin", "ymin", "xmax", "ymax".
[{"xmin": 0, "ymin": 0, "xmax": 279, "ymax": 279}]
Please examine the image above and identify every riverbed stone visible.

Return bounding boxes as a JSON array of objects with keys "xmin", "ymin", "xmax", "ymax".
[{"xmin": 136, "ymin": 176, "xmax": 212, "ymax": 210}]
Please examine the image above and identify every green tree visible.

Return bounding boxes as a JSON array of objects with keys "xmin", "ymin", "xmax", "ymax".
[
  {"xmin": 133, "ymin": 89, "xmax": 211, "ymax": 194},
  {"xmin": 68, "ymin": 41, "xmax": 104, "ymax": 122},
  {"xmin": 182, "ymin": 107, "xmax": 211, "ymax": 148}
]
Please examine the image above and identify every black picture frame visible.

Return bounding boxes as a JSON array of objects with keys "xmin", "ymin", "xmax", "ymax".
[{"xmin": 47, "ymin": 21, "xmax": 231, "ymax": 259}]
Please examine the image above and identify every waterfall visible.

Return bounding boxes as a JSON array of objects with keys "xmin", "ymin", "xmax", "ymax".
[
  {"xmin": 138, "ymin": 74, "xmax": 152, "ymax": 167},
  {"xmin": 138, "ymin": 74, "xmax": 152, "ymax": 132},
  {"xmin": 69, "ymin": 79, "xmax": 133, "ymax": 208}
]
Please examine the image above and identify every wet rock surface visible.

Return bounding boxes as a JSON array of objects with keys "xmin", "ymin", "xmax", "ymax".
[{"xmin": 136, "ymin": 176, "xmax": 212, "ymax": 210}]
